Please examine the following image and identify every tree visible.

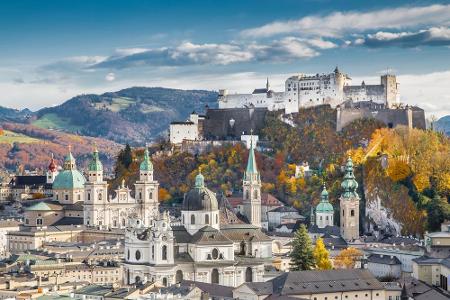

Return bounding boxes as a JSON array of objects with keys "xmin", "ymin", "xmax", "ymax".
[
  {"xmin": 122, "ymin": 144, "xmax": 133, "ymax": 168},
  {"xmin": 313, "ymin": 238, "xmax": 332, "ymax": 270},
  {"xmin": 334, "ymin": 247, "xmax": 363, "ymax": 269},
  {"xmin": 427, "ymin": 194, "xmax": 450, "ymax": 231},
  {"xmin": 289, "ymin": 224, "xmax": 315, "ymax": 271}
]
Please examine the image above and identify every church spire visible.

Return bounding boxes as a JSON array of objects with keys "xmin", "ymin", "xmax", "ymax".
[
  {"xmin": 63, "ymin": 145, "xmax": 76, "ymax": 170},
  {"xmin": 195, "ymin": 169, "xmax": 205, "ymax": 189},
  {"xmin": 266, "ymin": 77, "xmax": 270, "ymax": 91},
  {"xmin": 245, "ymin": 137, "xmax": 259, "ymax": 181},
  {"xmin": 88, "ymin": 144, "xmax": 103, "ymax": 172},
  {"xmin": 341, "ymin": 157, "xmax": 359, "ymax": 199},
  {"xmin": 140, "ymin": 147, "xmax": 153, "ymax": 172}
]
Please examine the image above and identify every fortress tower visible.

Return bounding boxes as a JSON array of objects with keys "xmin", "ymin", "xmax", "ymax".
[{"xmin": 381, "ymin": 74, "xmax": 399, "ymax": 108}]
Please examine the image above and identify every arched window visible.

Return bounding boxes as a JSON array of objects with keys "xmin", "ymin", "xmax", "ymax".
[
  {"xmin": 175, "ymin": 270, "xmax": 183, "ymax": 283},
  {"xmin": 212, "ymin": 248, "xmax": 219, "ymax": 260},
  {"xmin": 150, "ymin": 192, "xmax": 153, "ymax": 199},
  {"xmin": 245, "ymin": 267, "xmax": 253, "ymax": 282},
  {"xmin": 98, "ymin": 193, "xmax": 102, "ymax": 200},
  {"xmin": 127, "ymin": 249, "xmax": 130, "ymax": 260},
  {"xmin": 351, "ymin": 210, "xmax": 355, "ymax": 217},
  {"xmin": 56, "ymin": 194, "xmax": 59, "ymax": 200},
  {"xmin": 245, "ymin": 190, "xmax": 250, "ymax": 200},
  {"xmin": 240, "ymin": 241, "xmax": 246, "ymax": 255},
  {"xmin": 205, "ymin": 214, "xmax": 209, "ymax": 224},
  {"xmin": 122, "ymin": 219, "xmax": 126, "ymax": 227},
  {"xmin": 139, "ymin": 192, "xmax": 142, "ymax": 200},
  {"xmin": 135, "ymin": 276, "xmax": 141, "ymax": 285},
  {"xmin": 191, "ymin": 214, "xmax": 195, "ymax": 225},
  {"xmin": 77, "ymin": 194, "xmax": 81, "ymax": 201},
  {"xmin": 65, "ymin": 195, "xmax": 69, "ymax": 201},
  {"xmin": 162, "ymin": 245, "xmax": 167, "ymax": 260},
  {"xmin": 87, "ymin": 193, "xmax": 90, "ymax": 201},
  {"xmin": 113, "ymin": 220, "xmax": 117, "ymax": 227},
  {"xmin": 162, "ymin": 277, "xmax": 168, "ymax": 287},
  {"xmin": 211, "ymin": 268, "xmax": 219, "ymax": 284},
  {"xmin": 135, "ymin": 250, "xmax": 141, "ymax": 261}
]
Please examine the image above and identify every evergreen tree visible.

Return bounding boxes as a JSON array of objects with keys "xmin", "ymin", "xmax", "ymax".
[
  {"xmin": 290, "ymin": 224, "xmax": 315, "ymax": 271},
  {"xmin": 427, "ymin": 194, "xmax": 450, "ymax": 231},
  {"xmin": 122, "ymin": 144, "xmax": 133, "ymax": 168},
  {"xmin": 313, "ymin": 238, "xmax": 332, "ymax": 270}
]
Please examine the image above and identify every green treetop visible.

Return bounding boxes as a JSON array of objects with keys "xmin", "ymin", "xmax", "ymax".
[{"xmin": 289, "ymin": 224, "xmax": 315, "ymax": 271}]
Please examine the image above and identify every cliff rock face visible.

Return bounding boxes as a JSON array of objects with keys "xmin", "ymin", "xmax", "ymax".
[{"xmin": 365, "ymin": 194, "xmax": 402, "ymax": 238}]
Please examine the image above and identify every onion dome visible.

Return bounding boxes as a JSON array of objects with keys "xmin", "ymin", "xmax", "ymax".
[
  {"xmin": 48, "ymin": 153, "xmax": 57, "ymax": 172},
  {"xmin": 53, "ymin": 147, "xmax": 86, "ymax": 190},
  {"xmin": 140, "ymin": 148, "xmax": 153, "ymax": 171},
  {"xmin": 316, "ymin": 184, "xmax": 334, "ymax": 213},
  {"xmin": 88, "ymin": 145, "xmax": 103, "ymax": 172},
  {"xmin": 182, "ymin": 171, "xmax": 218, "ymax": 211},
  {"xmin": 341, "ymin": 157, "xmax": 359, "ymax": 199}
]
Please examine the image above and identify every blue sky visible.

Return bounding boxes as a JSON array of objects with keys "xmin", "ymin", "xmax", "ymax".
[{"xmin": 1, "ymin": 0, "xmax": 450, "ymax": 116}]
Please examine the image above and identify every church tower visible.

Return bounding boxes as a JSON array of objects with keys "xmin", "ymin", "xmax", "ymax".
[
  {"xmin": 134, "ymin": 148, "xmax": 159, "ymax": 225},
  {"xmin": 84, "ymin": 145, "xmax": 108, "ymax": 227},
  {"xmin": 46, "ymin": 153, "xmax": 59, "ymax": 184},
  {"xmin": 340, "ymin": 157, "xmax": 360, "ymax": 241},
  {"xmin": 315, "ymin": 184, "xmax": 334, "ymax": 228},
  {"xmin": 243, "ymin": 140, "xmax": 261, "ymax": 227}
]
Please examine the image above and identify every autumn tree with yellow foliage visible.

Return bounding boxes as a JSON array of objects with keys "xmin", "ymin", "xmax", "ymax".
[
  {"xmin": 313, "ymin": 238, "xmax": 332, "ymax": 270},
  {"xmin": 334, "ymin": 247, "xmax": 363, "ymax": 269}
]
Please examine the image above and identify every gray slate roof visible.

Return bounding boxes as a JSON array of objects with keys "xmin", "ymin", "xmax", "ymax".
[{"xmin": 367, "ymin": 254, "xmax": 401, "ymax": 265}]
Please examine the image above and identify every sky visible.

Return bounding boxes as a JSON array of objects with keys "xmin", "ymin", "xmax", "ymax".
[{"xmin": 1, "ymin": 0, "xmax": 450, "ymax": 117}]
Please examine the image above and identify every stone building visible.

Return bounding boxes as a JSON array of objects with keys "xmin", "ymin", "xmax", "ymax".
[{"xmin": 123, "ymin": 147, "xmax": 272, "ymax": 288}]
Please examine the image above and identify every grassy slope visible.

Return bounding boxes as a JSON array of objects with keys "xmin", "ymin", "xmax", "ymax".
[
  {"xmin": 0, "ymin": 130, "xmax": 40, "ymax": 144},
  {"xmin": 32, "ymin": 113, "xmax": 82, "ymax": 132}
]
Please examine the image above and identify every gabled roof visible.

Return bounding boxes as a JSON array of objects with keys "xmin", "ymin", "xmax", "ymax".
[
  {"xmin": 191, "ymin": 226, "xmax": 233, "ymax": 245},
  {"xmin": 181, "ymin": 280, "xmax": 234, "ymax": 298},
  {"xmin": 24, "ymin": 201, "xmax": 63, "ymax": 211}
]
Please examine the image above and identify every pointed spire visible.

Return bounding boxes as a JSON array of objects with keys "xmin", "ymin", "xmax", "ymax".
[
  {"xmin": 63, "ymin": 145, "xmax": 76, "ymax": 170},
  {"xmin": 266, "ymin": 77, "xmax": 270, "ymax": 90},
  {"xmin": 320, "ymin": 184, "xmax": 329, "ymax": 202},
  {"xmin": 48, "ymin": 153, "xmax": 57, "ymax": 172},
  {"xmin": 245, "ymin": 134, "xmax": 258, "ymax": 180},
  {"xmin": 140, "ymin": 147, "xmax": 153, "ymax": 171}
]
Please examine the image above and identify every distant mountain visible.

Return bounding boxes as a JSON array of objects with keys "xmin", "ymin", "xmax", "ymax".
[
  {"xmin": 435, "ymin": 115, "xmax": 450, "ymax": 136},
  {"xmin": 32, "ymin": 87, "xmax": 218, "ymax": 145},
  {"xmin": 0, "ymin": 106, "xmax": 34, "ymax": 123}
]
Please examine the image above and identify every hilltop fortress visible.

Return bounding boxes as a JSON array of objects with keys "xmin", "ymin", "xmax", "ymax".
[{"xmin": 218, "ymin": 67, "xmax": 400, "ymax": 114}]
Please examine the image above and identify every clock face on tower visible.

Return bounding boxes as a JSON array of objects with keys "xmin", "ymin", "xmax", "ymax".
[{"xmin": 162, "ymin": 235, "xmax": 167, "ymax": 241}]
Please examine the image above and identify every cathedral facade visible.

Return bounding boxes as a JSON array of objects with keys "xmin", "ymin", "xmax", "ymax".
[{"xmin": 123, "ymin": 144, "xmax": 272, "ymax": 287}]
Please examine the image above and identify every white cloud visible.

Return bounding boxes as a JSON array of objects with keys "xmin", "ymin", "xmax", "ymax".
[
  {"xmin": 240, "ymin": 4, "xmax": 450, "ymax": 38},
  {"xmin": 105, "ymin": 72, "xmax": 116, "ymax": 81}
]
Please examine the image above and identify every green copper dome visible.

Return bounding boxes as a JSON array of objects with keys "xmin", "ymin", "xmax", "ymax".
[
  {"xmin": 316, "ymin": 185, "xmax": 334, "ymax": 213},
  {"xmin": 52, "ymin": 169, "xmax": 86, "ymax": 189},
  {"xmin": 341, "ymin": 157, "xmax": 359, "ymax": 199},
  {"xmin": 88, "ymin": 147, "xmax": 103, "ymax": 172},
  {"xmin": 140, "ymin": 148, "xmax": 153, "ymax": 171},
  {"xmin": 53, "ymin": 148, "xmax": 86, "ymax": 189}
]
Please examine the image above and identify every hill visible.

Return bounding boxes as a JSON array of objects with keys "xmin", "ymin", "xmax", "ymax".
[
  {"xmin": 33, "ymin": 87, "xmax": 218, "ymax": 144},
  {"xmin": 0, "ymin": 122, "xmax": 122, "ymax": 171},
  {"xmin": 435, "ymin": 115, "xmax": 450, "ymax": 136},
  {"xmin": 0, "ymin": 106, "xmax": 33, "ymax": 123}
]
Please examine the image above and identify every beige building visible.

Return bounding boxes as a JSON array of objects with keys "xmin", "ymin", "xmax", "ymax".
[
  {"xmin": 233, "ymin": 269, "xmax": 392, "ymax": 300},
  {"xmin": 412, "ymin": 257, "xmax": 450, "ymax": 291}
]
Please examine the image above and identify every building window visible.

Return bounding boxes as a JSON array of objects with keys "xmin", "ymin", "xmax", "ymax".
[
  {"xmin": 211, "ymin": 268, "xmax": 219, "ymax": 284},
  {"xmin": 65, "ymin": 195, "xmax": 69, "ymax": 201},
  {"xmin": 212, "ymin": 248, "xmax": 219, "ymax": 260},
  {"xmin": 87, "ymin": 193, "xmax": 90, "ymax": 201},
  {"xmin": 205, "ymin": 214, "xmax": 209, "ymax": 224},
  {"xmin": 36, "ymin": 218, "xmax": 43, "ymax": 225},
  {"xmin": 162, "ymin": 245, "xmax": 167, "ymax": 260},
  {"xmin": 351, "ymin": 210, "xmax": 355, "ymax": 217},
  {"xmin": 127, "ymin": 249, "xmax": 130, "ymax": 260},
  {"xmin": 78, "ymin": 194, "xmax": 81, "ymax": 201},
  {"xmin": 176, "ymin": 270, "xmax": 183, "ymax": 283},
  {"xmin": 139, "ymin": 192, "xmax": 142, "ymax": 200},
  {"xmin": 152, "ymin": 245, "xmax": 154, "ymax": 260},
  {"xmin": 245, "ymin": 267, "xmax": 253, "ymax": 282},
  {"xmin": 135, "ymin": 250, "xmax": 141, "ymax": 261},
  {"xmin": 191, "ymin": 215, "xmax": 195, "ymax": 225}
]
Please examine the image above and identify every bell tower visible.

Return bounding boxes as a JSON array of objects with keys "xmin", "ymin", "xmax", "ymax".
[
  {"xmin": 134, "ymin": 148, "xmax": 159, "ymax": 225},
  {"xmin": 242, "ymin": 138, "xmax": 261, "ymax": 227},
  {"xmin": 339, "ymin": 157, "xmax": 360, "ymax": 241},
  {"xmin": 84, "ymin": 145, "xmax": 108, "ymax": 227}
]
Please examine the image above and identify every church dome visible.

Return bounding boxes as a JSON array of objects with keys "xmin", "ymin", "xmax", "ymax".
[
  {"xmin": 182, "ymin": 173, "xmax": 218, "ymax": 211},
  {"xmin": 52, "ymin": 169, "xmax": 86, "ymax": 189},
  {"xmin": 316, "ymin": 185, "xmax": 334, "ymax": 213},
  {"xmin": 52, "ymin": 148, "xmax": 86, "ymax": 189}
]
